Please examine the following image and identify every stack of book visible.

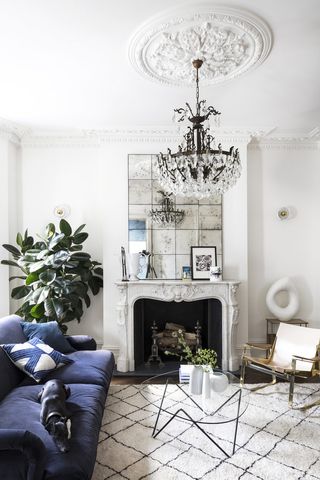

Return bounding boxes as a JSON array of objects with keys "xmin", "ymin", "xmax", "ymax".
[{"xmin": 179, "ymin": 364, "xmax": 194, "ymax": 383}]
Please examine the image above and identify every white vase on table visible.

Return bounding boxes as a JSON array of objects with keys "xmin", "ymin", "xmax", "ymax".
[
  {"xmin": 202, "ymin": 371, "xmax": 211, "ymax": 400},
  {"xmin": 189, "ymin": 365, "xmax": 203, "ymax": 395},
  {"xmin": 210, "ymin": 372, "xmax": 229, "ymax": 393}
]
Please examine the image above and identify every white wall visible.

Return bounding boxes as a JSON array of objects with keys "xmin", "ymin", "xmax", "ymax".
[
  {"xmin": 247, "ymin": 143, "xmax": 320, "ymax": 342},
  {"xmin": 9, "ymin": 135, "xmax": 318, "ymax": 358},
  {"xmin": 20, "ymin": 144, "xmax": 104, "ymax": 343},
  {"xmin": 0, "ymin": 136, "xmax": 20, "ymax": 317},
  {"xmin": 19, "ymin": 134, "xmax": 250, "ymax": 357}
]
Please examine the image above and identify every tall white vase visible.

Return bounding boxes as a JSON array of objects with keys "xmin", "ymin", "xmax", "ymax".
[
  {"xmin": 189, "ymin": 365, "xmax": 203, "ymax": 395},
  {"xmin": 202, "ymin": 371, "xmax": 211, "ymax": 400},
  {"xmin": 126, "ymin": 253, "xmax": 140, "ymax": 281}
]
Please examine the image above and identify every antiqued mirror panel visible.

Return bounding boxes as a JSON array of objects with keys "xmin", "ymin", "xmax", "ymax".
[{"xmin": 128, "ymin": 154, "xmax": 223, "ymax": 279}]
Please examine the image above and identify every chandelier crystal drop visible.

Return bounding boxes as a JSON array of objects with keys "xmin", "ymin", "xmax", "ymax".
[
  {"xmin": 157, "ymin": 59, "xmax": 241, "ymax": 199},
  {"xmin": 149, "ymin": 191, "xmax": 185, "ymax": 226}
]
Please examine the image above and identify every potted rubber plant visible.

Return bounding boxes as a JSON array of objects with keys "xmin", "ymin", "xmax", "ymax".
[{"xmin": 1, "ymin": 220, "xmax": 103, "ymax": 332}]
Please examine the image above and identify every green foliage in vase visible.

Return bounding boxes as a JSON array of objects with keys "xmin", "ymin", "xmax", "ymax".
[
  {"xmin": 1, "ymin": 220, "xmax": 103, "ymax": 332},
  {"xmin": 165, "ymin": 330, "xmax": 218, "ymax": 372}
]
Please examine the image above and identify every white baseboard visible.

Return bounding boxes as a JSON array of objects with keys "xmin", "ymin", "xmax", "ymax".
[{"xmin": 101, "ymin": 344, "xmax": 120, "ymax": 361}]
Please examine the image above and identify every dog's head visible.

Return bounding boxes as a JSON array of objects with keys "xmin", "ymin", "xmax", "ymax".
[
  {"xmin": 46, "ymin": 418, "xmax": 71, "ymax": 453},
  {"xmin": 38, "ymin": 381, "xmax": 71, "ymax": 403}
]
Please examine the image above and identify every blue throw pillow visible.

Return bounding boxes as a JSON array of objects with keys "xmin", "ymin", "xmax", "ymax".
[
  {"xmin": 0, "ymin": 336, "xmax": 73, "ymax": 382},
  {"xmin": 21, "ymin": 321, "xmax": 75, "ymax": 353}
]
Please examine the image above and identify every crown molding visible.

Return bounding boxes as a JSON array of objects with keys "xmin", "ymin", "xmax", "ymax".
[
  {"xmin": 16, "ymin": 125, "xmax": 320, "ymax": 149},
  {"xmin": 21, "ymin": 126, "xmax": 270, "ymax": 148},
  {"xmin": 249, "ymin": 128, "xmax": 320, "ymax": 150},
  {"xmin": 0, "ymin": 118, "xmax": 31, "ymax": 145}
]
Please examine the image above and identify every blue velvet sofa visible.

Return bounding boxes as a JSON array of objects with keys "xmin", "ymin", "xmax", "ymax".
[{"xmin": 0, "ymin": 315, "xmax": 115, "ymax": 480}]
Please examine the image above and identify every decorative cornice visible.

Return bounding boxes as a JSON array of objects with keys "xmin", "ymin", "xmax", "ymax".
[
  {"xmin": 17, "ymin": 126, "xmax": 320, "ymax": 149},
  {"xmin": 128, "ymin": 5, "xmax": 272, "ymax": 87},
  {"xmin": 0, "ymin": 118, "xmax": 31, "ymax": 145},
  {"xmin": 21, "ymin": 126, "xmax": 267, "ymax": 148}
]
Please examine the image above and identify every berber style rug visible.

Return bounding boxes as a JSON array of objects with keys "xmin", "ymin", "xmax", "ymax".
[{"xmin": 92, "ymin": 383, "xmax": 320, "ymax": 480}]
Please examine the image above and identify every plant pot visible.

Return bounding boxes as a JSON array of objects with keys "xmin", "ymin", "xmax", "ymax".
[{"xmin": 189, "ymin": 365, "xmax": 203, "ymax": 395}]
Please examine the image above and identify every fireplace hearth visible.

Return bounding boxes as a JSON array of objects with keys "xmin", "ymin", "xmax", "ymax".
[{"xmin": 134, "ymin": 299, "xmax": 222, "ymax": 368}]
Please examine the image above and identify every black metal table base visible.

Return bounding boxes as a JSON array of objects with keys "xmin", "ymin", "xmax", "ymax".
[{"xmin": 151, "ymin": 380, "xmax": 242, "ymax": 457}]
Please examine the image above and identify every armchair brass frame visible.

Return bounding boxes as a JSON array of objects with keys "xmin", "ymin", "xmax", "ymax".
[{"xmin": 240, "ymin": 323, "xmax": 320, "ymax": 409}]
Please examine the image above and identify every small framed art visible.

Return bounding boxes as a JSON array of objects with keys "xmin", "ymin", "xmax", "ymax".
[{"xmin": 191, "ymin": 246, "xmax": 217, "ymax": 280}]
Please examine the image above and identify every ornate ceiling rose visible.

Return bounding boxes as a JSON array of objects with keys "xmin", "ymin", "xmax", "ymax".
[{"xmin": 128, "ymin": 5, "xmax": 272, "ymax": 86}]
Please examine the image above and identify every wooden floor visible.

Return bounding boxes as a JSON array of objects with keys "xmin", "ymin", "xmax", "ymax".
[{"xmin": 111, "ymin": 369, "xmax": 274, "ymax": 385}]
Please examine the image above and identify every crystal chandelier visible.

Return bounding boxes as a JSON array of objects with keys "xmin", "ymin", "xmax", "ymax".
[
  {"xmin": 157, "ymin": 59, "xmax": 241, "ymax": 199},
  {"xmin": 149, "ymin": 191, "xmax": 185, "ymax": 226}
]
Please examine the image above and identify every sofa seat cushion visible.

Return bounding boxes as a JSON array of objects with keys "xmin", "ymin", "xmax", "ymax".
[
  {"xmin": 0, "ymin": 383, "xmax": 108, "ymax": 480},
  {"xmin": 20, "ymin": 349, "xmax": 115, "ymax": 388}
]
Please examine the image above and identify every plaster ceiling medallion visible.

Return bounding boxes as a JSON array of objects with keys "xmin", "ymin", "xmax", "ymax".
[{"xmin": 129, "ymin": 5, "xmax": 272, "ymax": 86}]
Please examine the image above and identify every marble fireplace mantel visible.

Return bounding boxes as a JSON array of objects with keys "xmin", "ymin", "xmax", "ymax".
[{"xmin": 115, "ymin": 280, "xmax": 240, "ymax": 372}]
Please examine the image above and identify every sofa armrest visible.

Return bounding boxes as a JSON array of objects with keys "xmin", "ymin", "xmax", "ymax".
[
  {"xmin": 0, "ymin": 429, "xmax": 46, "ymax": 480},
  {"xmin": 66, "ymin": 335, "xmax": 97, "ymax": 351}
]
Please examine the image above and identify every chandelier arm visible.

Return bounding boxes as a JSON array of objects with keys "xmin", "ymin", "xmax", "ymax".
[{"xmin": 185, "ymin": 102, "xmax": 194, "ymax": 118}]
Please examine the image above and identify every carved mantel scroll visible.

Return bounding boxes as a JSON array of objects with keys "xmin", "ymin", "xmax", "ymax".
[{"xmin": 115, "ymin": 280, "xmax": 240, "ymax": 372}]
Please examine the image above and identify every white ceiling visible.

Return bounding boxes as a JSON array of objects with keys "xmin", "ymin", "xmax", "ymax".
[{"xmin": 0, "ymin": 0, "xmax": 319, "ymax": 132}]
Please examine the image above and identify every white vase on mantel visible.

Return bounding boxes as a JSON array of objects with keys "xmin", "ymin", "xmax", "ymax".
[
  {"xmin": 126, "ymin": 253, "xmax": 140, "ymax": 281},
  {"xmin": 189, "ymin": 365, "xmax": 203, "ymax": 395}
]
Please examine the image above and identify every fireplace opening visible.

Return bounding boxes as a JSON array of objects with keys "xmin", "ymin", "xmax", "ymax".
[{"xmin": 134, "ymin": 298, "xmax": 222, "ymax": 369}]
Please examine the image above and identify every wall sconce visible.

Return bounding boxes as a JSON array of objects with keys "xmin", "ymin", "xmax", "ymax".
[
  {"xmin": 53, "ymin": 204, "xmax": 71, "ymax": 219},
  {"xmin": 277, "ymin": 206, "xmax": 296, "ymax": 221}
]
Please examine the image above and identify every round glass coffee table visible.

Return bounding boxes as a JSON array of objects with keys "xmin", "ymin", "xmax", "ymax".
[{"xmin": 141, "ymin": 369, "xmax": 249, "ymax": 457}]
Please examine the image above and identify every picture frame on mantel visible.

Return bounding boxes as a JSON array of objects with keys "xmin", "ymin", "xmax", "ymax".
[{"xmin": 191, "ymin": 246, "xmax": 217, "ymax": 280}]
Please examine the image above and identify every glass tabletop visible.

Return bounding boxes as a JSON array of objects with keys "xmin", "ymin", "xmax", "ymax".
[{"xmin": 140, "ymin": 369, "xmax": 249, "ymax": 425}]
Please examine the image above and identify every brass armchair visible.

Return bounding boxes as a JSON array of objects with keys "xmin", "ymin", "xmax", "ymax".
[{"xmin": 240, "ymin": 323, "xmax": 320, "ymax": 409}]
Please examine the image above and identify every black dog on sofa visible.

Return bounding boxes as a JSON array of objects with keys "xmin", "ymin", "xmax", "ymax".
[{"xmin": 38, "ymin": 379, "xmax": 72, "ymax": 453}]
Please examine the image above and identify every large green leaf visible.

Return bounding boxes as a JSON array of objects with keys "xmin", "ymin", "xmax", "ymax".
[
  {"xmin": 29, "ymin": 260, "xmax": 46, "ymax": 272},
  {"xmin": 70, "ymin": 252, "xmax": 91, "ymax": 259},
  {"xmin": 37, "ymin": 249, "xmax": 49, "ymax": 260},
  {"xmin": 37, "ymin": 286, "xmax": 50, "ymax": 304},
  {"xmin": 94, "ymin": 267, "xmax": 103, "ymax": 276},
  {"xmin": 69, "ymin": 245, "xmax": 83, "ymax": 252},
  {"xmin": 1, "ymin": 259, "xmax": 19, "ymax": 267},
  {"xmin": 88, "ymin": 276, "xmax": 101, "ymax": 295},
  {"xmin": 73, "ymin": 224, "xmax": 86, "ymax": 236},
  {"xmin": 16, "ymin": 232, "xmax": 23, "ymax": 247},
  {"xmin": 46, "ymin": 250, "xmax": 69, "ymax": 267},
  {"xmin": 26, "ymin": 272, "xmax": 39, "ymax": 285},
  {"xmin": 44, "ymin": 298, "xmax": 64, "ymax": 320},
  {"xmin": 73, "ymin": 233, "xmax": 88, "ymax": 244},
  {"xmin": 11, "ymin": 285, "xmax": 31, "ymax": 299},
  {"xmin": 2, "ymin": 244, "xmax": 21, "ymax": 259},
  {"xmin": 59, "ymin": 219, "xmax": 72, "ymax": 237},
  {"xmin": 49, "ymin": 233, "xmax": 65, "ymax": 250},
  {"xmin": 84, "ymin": 294, "xmax": 91, "ymax": 308},
  {"xmin": 30, "ymin": 303, "xmax": 45, "ymax": 319},
  {"xmin": 9, "ymin": 275, "xmax": 27, "ymax": 281},
  {"xmin": 39, "ymin": 270, "xmax": 56, "ymax": 285}
]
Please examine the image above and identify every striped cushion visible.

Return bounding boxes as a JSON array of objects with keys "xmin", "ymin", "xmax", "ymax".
[{"xmin": 1, "ymin": 336, "xmax": 73, "ymax": 382}]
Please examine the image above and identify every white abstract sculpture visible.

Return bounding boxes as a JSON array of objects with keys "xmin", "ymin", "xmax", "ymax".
[{"xmin": 266, "ymin": 277, "xmax": 299, "ymax": 321}]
